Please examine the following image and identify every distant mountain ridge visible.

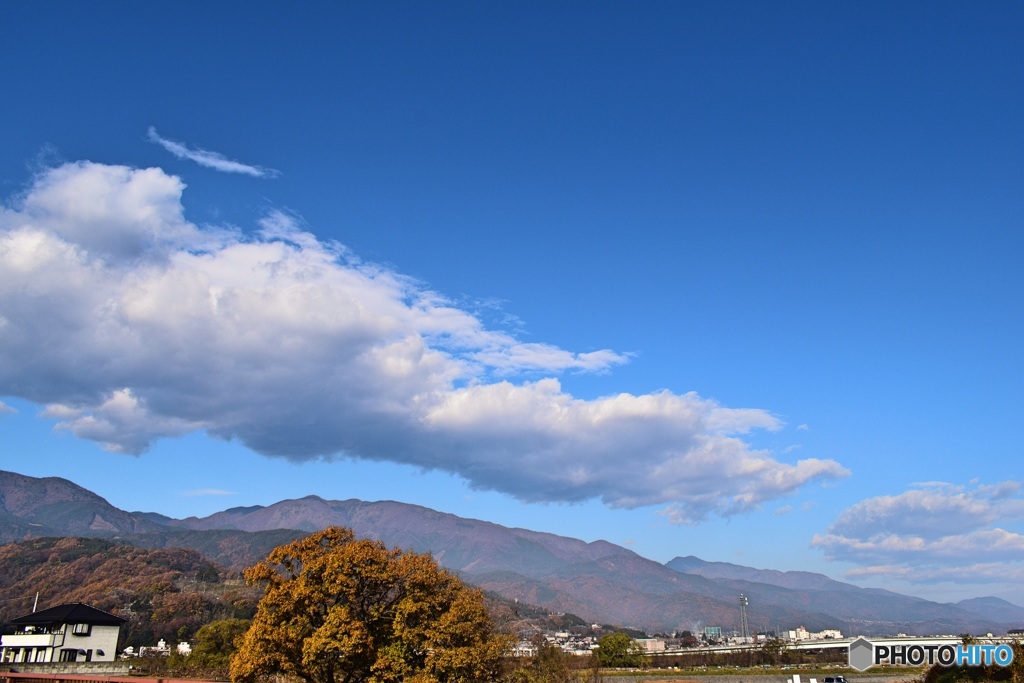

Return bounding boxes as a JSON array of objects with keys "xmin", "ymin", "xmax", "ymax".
[
  {"xmin": 663, "ymin": 555, "xmax": 996, "ymax": 634},
  {"xmin": 0, "ymin": 470, "xmax": 1019, "ymax": 635},
  {"xmin": 666, "ymin": 555, "xmax": 860, "ymax": 592},
  {"xmin": 955, "ymin": 597, "xmax": 1024, "ymax": 626},
  {"xmin": 0, "ymin": 470, "xmax": 164, "ymax": 539}
]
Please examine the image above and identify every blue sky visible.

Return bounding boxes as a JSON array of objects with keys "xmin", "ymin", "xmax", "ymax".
[{"xmin": 1, "ymin": 2, "xmax": 1022, "ymax": 607}]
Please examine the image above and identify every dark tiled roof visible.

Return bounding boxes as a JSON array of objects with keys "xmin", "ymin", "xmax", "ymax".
[{"xmin": 11, "ymin": 603, "xmax": 125, "ymax": 626}]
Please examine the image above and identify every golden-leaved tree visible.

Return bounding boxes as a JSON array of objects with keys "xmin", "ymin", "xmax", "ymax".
[{"xmin": 230, "ymin": 527, "xmax": 511, "ymax": 683}]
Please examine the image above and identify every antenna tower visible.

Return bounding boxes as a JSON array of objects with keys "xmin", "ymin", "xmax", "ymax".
[{"xmin": 739, "ymin": 594, "xmax": 749, "ymax": 641}]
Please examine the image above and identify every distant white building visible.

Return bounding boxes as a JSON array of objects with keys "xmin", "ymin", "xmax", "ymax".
[
  {"xmin": 123, "ymin": 639, "xmax": 176, "ymax": 658},
  {"xmin": 784, "ymin": 626, "xmax": 842, "ymax": 641},
  {"xmin": 636, "ymin": 638, "xmax": 666, "ymax": 653},
  {"xmin": 0, "ymin": 603, "xmax": 125, "ymax": 663}
]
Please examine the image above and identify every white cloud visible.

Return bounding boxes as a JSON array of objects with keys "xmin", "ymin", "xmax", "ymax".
[
  {"xmin": 0, "ymin": 161, "xmax": 848, "ymax": 519},
  {"xmin": 812, "ymin": 481, "xmax": 1024, "ymax": 583},
  {"xmin": 8, "ymin": 161, "xmax": 212, "ymax": 261},
  {"xmin": 845, "ymin": 561, "xmax": 1024, "ymax": 584},
  {"xmin": 181, "ymin": 488, "xmax": 238, "ymax": 497},
  {"xmin": 0, "ymin": 400, "xmax": 16, "ymax": 415},
  {"xmin": 822, "ymin": 481, "xmax": 1024, "ymax": 541},
  {"xmin": 147, "ymin": 127, "xmax": 280, "ymax": 178},
  {"xmin": 43, "ymin": 388, "xmax": 200, "ymax": 454}
]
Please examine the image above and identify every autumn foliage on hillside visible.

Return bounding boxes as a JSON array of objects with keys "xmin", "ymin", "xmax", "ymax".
[{"xmin": 0, "ymin": 537, "xmax": 260, "ymax": 647}]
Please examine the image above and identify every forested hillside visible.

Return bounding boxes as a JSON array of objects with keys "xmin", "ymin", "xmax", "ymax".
[
  {"xmin": 0, "ymin": 537, "xmax": 261, "ymax": 647},
  {"xmin": 122, "ymin": 528, "xmax": 306, "ymax": 571}
]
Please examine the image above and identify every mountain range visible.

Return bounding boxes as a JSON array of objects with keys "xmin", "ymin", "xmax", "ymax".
[{"xmin": 1, "ymin": 469, "xmax": 1021, "ymax": 635}]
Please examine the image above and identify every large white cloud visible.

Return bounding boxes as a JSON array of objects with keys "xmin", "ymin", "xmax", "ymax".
[
  {"xmin": 812, "ymin": 481, "xmax": 1024, "ymax": 582},
  {"xmin": 0, "ymin": 161, "xmax": 848, "ymax": 519}
]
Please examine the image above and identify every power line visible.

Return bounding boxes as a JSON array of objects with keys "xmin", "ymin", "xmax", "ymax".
[{"xmin": 0, "ymin": 593, "xmax": 40, "ymax": 612}]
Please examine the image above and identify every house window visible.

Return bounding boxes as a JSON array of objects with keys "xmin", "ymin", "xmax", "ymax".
[
  {"xmin": 59, "ymin": 649, "xmax": 78, "ymax": 662},
  {"xmin": 72, "ymin": 623, "xmax": 91, "ymax": 636}
]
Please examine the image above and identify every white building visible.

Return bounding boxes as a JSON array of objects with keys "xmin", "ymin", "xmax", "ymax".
[
  {"xmin": 0, "ymin": 603, "xmax": 125, "ymax": 663},
  {"xmin": 786, "ymin": 627, "xmax": 811, "ymax": 641},
  {"xmin": 784, "ymin": 627, "xmax": 842, "ymax": 641},
  {"xmin": 636, "ymin": 638, "xmax": 666, "ymax": 653}
]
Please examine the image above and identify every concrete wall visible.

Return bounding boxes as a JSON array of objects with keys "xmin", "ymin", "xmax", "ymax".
[{"xmin": 0, "ymin": 662, "xmax": 132, "ymax": 676}]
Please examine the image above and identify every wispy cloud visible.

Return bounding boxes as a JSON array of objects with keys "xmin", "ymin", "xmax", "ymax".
[
  {"xmin": 181, "ymin": 488, "xmax": 238, "ymax": 497},
  {"xmin": 147, "ymin": 127, "xmax": 279, "ymax": 178},
  {"xmin": 0, "ymin": 161, "xmax": 847, "ymax": 522},
  {"xmin": 0, "ymin": 400, "xmax": 16, "ymax": 415},
  {"xmin": 845, "ymin": 561, "xmax": 1024, "ymax": 585}
]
